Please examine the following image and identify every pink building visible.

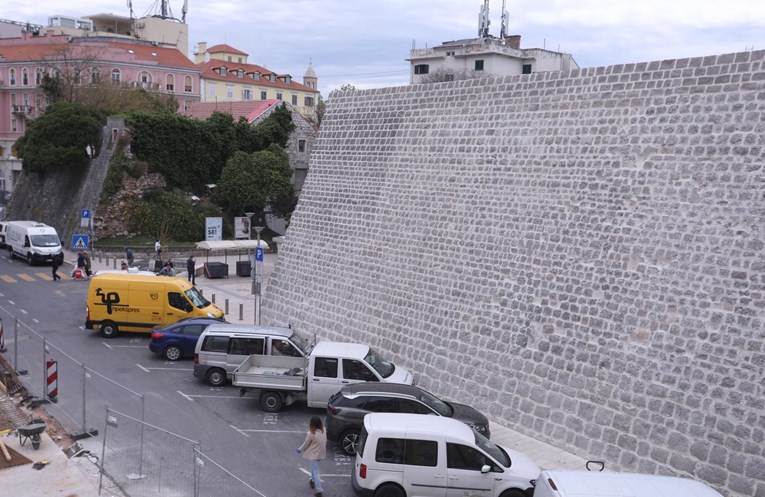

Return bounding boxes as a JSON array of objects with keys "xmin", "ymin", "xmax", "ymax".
[{"xmin": 0, "ymin": 28, "xmax": 201, "ymax": 206}]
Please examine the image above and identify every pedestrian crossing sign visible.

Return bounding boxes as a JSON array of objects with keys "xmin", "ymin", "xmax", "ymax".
[{"xmin": 72, "ymin": 234, "xmax": 89, "ymax": 250}]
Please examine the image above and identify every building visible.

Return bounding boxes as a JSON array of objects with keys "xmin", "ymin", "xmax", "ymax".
[
  {"xmin": 194, "ymin": 42, "xmax": 319, "ymax": 122},
  {"xmin": 183, "ymin": 99, "xmax": 317, "ymax": 194},
  {"xmin": 0, "ymin": 23, "xmax": 201, "ymax": 205},
  {"xmin": 408, "ymin": 0, "xmax": 578, "ymax": 84}
]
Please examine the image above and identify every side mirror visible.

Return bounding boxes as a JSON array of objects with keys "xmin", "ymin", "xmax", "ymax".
[{"xmin": 481, "ymin": 464, "xmax": 491, "ymax": 474}]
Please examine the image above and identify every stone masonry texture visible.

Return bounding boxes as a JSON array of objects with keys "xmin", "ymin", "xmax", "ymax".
[{"xmin": 262, "ymin": 51, "xmax": 765, "ymax": 497}]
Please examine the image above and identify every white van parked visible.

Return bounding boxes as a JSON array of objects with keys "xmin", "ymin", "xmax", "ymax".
[
  {"xmin": 352, "ymin": 413, "xmax": 540, "ymax": 497},
  {"xmin": 6, "ymin": 221, "xmax": 64, "ymax": 266},
  {"xmin": 533, "ymin": 469, "xmax": 724, "ymax": 497}
]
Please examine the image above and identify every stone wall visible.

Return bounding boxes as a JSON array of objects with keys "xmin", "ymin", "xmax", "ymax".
[{"xmin": 262, "ymin": 51, "xmax": 765, "ymax": 497}]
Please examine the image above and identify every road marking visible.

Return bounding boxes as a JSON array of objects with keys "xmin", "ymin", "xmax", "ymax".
[
  {"xmin": 19, "ymin": 309, "xmax": 27, "ymax": 315},
  {"xmin": 0, "ymin": 275, "xmax": 16, "ymax": 283},
  {"xmin": 177, "ymin": 391, "xmax": 248, "ymax": 400},
  {"xmin": 229, "ymin": 424, "xmax": 250, "ymax": 437},
  {"xmin": 18, "ymin": 273, "xmax": 35, "ymax": 282},
  {"xmin": 35, "ymin": 272, "xmax": 50, "ymax": 280},
  {"xmin": 177, "ymin": 391, "xmax": 194, "ymax": 401},
  {"xmin": 239, "ymin": 428, "xmax": 304, "ymax": 434},
  {"xmin": 102, "ymin": 343, "xmax": 113, "ymax": 350},
  {"xmin": 32, "ymin": 318, "xmax": 39, "ymax": 324},
  {"xmin": 108, "ymin": 345, "xmax": 144, "ymax": 348},
  {"xmin": 136, "ymin": 364, "xmax": 150, "ymax": 373},
  {"xmin": 139, "ymin": 366, "xmax": 192, "ymax": 371},
  {"xmin": 0, "ymin": 292, "xmax": 4, "ymax": 297},
  {"xmin": 298, "ymin": 468, "xmax": 349, "ymax": 478},
  {"xmin": 7, "ymin": 300, "xmax": 15, "ymax": 305}
]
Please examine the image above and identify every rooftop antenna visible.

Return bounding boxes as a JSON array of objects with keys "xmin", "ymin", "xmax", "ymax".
[
  {"xmin": 161, "ymin": 0, "xmax": 168, "ymax": 18},
  {"xmin": 500, "ymin": 0, "xmax": 509, "ymax": 39},
  {"xmin": 127, "ymin": 0, "xmax": 134, "ymax": 19},
  {"xmin": 478, "ymin": 0, "xmax": 490, "ymax": 38},
  {"xmin": 182, "ymin": 0, "xmax": 188, "ymax": 22}
]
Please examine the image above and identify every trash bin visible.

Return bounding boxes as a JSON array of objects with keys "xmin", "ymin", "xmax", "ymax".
[
  {"xmin": 236, "ymin": 261, "xmax": 251, "ymax": 277},
  {"xmin": 204, "ymin": 262, "xmax": 229, "ymax": 279}
]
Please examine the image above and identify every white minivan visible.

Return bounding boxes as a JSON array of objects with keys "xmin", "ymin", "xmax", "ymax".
[
  {"xmin": 352, "ymin": 413, "xmax": 540, "ymax": 497},
  {"xmin": 5, "ymin": 220, "xmax": 64, "ymax": 266},
  {"xmin": 534, "ymin": 469, "xmax": 724, "ymax": 497}
]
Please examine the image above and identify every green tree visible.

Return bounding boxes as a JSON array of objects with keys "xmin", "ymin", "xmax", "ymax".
[
  {"xmin": 128, "ymin": 190, "xmax": 208, "ymax": 242},
  {"xmin": 14, "ymin": 101, "xmax": 105, "ymax": 174},
  {"xmin": 213, "ymin": 145, "xmax": 295, "ymax": 224}
]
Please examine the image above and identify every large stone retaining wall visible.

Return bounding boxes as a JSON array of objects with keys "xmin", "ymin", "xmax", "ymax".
[{"xmin": 262, "ymin": 51, "xmax": 765, "ymax": 497}]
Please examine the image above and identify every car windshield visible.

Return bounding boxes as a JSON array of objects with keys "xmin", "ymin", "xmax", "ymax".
[
  {"xmin": 185, "ymin": 287, "xmax": 211, "ymax": 308},
  {"xmin": 474, "ymin": 431, "xmax": 510, "ymax": 467},
  {"xmin": 289, "ymin": 332, "xmax": 313, "ymax": 355},
  {"xmin": 418, "ymin": 388, "xmax": 453, "ymax": 416},
  {"xmin": 363, "ymin": 347, "xmax": 395, "ymax": 378},
  {"xmin": 30, "ymin": 234, "xmax": 60, "ymax": 247}
]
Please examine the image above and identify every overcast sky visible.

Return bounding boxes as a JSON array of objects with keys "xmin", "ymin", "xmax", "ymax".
[{"xmin": 4, "ymin": 0, "xmax": 764, "ymax": 96}]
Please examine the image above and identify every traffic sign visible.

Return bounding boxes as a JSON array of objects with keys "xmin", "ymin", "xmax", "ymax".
[
  {"xmin": 72, "ymin": 234, "xmax": 89, "ymax": 250},
  {"xmin": 255, "ymin": 247, "xmax": 264, "ymax": 262},
  {"xmin": 80, "ymin": 209, "xmax": 91, "ymax": 228},
  {"xmin": 81, "ymin": 209, "xmax": 91, "ymax": 219}
]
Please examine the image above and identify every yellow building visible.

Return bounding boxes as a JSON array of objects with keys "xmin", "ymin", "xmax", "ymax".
[{"xmin": 195, "ymin": 42, "xmax": 319, "ymax": 121}]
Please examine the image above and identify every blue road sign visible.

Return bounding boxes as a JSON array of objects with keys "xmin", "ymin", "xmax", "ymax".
[
  {"xmin": 72, "ymin": 234, "xmax": 90, "ymax": 250},
  {"xmin": 255, "ymin": 247, "xmax": 264, "ymax": 262},
  {"xmin": 81, "ymin": 209, "xmax": 91, "ymax": 219}
]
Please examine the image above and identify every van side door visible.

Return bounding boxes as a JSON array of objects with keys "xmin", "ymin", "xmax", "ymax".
[
  {"xmin": 399, "ymin": 438, "xmax": 445, "ymax": 497},
  {"xmin": 341, "ymin": 358, "xmax": 379, "ymax": 384},
  {"xmin": 445, "ymin": 443, "xmax": 496, "ymax": 497},
  {"xmin": 166, "ymin": 291, "xmax": 194, "ymax": 321},
  {"xmin": 306, "ymin": 356, "xmax": 341, "ymax": 408}
]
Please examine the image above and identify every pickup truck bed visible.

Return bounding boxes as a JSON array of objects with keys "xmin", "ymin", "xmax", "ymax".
[{"xmin": 232, "ymin": 355, "xmax": 307, "ymax": 391}]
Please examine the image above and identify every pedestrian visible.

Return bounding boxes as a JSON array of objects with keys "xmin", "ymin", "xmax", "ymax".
[
  {"xmin": 296, "ymin": 416, "xmax": 327, "ymax": 497},
  {"xmin": 186, "ymin": 255, "xmax": 196, "ymax": 284},
  {"xmin": 154, "ymin": 240, "xmax": 162, "ymax": 260},
  {"xmin": 125, "ymin": 247, "xmax": 134, "ymax": 267},
  {"xmin": 158, "ymin": 261, "xmax": 176, "ymax": 277},
  {"xmin": 83, "ymin": 251, "xmax": 92, "ymax": 278},
  {"xmin": 51, "ymin": 257, "xmax": 61, "ymax": 281}
]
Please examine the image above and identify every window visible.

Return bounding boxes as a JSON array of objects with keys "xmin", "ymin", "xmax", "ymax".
[
  {"xmin": 111, "ymin": 69, "xmax": 121, "ymax": 83},
  {"xmin": 242, "ymin": 88, "xmax": 252, "ymax": 100},
  {"xmin": 226, "ymin": 85, "xmax": 234, "ymax": 99},
  {"xmin": 343, "ymin": 359, "xmax": 377, "ymax": 381},
  {"xmin": 184, "ymin": 75, "xmax": 192, "ymax": 93},
  {"xmin": 166, "ymin": 74, "xmax": 174, "ymax": 91},
  {"xmin": 313, "ymin": 357, "xmax": 338, "ymax": 378},
  {"xmin": 363, "ymin": 397, "xmax": 397, "ymax": 412},
  {"xmin": 253, "ymin": 73, "xmax": 260, "ymax": 80},
  {"xmin": 219, "ymin": 67, "xmax": 228, "ymax": 76},
  {"xmin": 397, "ymin": 399, "xmax": 432, "ymax": 415},
  {"xmin": 276, "ymin": 92, "xmax": 282, "ymax": 101},
  {"xmin": 9, "ymin": 69, "xmax": 16, "ymax": 85},
  {"xmin": 139, "ymin": 71, "xmax": 151, "ymax": 84},
  {"xmin": 475, "ymin": 60, "xmax": 484, "ymax": 71},
  {"xmin": 183, "ymin": 100, "xmax": 191, "ymax": 112},
  {"xmin": 374, "ymin": 438, "xmax": 438, "ymax": 467},
  {"xmin": 414, "ymin": 64, "xmax": 429, "ymax": 75},
  {"xmin": 271, "ymin": 338, "xmax": 301, "ymax": 357},
  {"xmin": 446, "ymin": 51, "xmax": 455, "ymax": 56},
  {"xmin": 447, "ymin": 443, "xmax": 491, "ymax": 471},
  {"xmin": 298, "ymin": 140, "xmax": 306, "ymax": 153},
  {"xmin": 91, "ymin": 70, "xmax": 101, "ymax": 84},
  {"xmin": 260, "ymin": 90, "xmax": 267, "ymax": 100},
  {"xmin": 178, "ymin": 324, "xmax": 206, "ymax": 336},
  {"xmin": 208, "ymin": 83, "xmax": 217, "ymax": 98},
  {"xmin": 230, "ymin": 337, "xmax": 265, "ymax": 355},
  {"xmin": 35, "ymin": 68, "xmax": 43, "ymax": 85},
  {"xmin": 22, "ymin": 68, "xmax": 28, "ymax": 86},
  {"xmin": 237, "ymin": 69, "xmax": 243, "ymax": 78},
  {"xmin": 304, "ymin": 96, "xmax": 314, "ymax": 107},
  {"xmin": 291, "ymin": 94, "xmax": 298, "ymax": 105},
  {"xmin": 376, "ymin": 438, "xmax": 405, "ymax": 464},
  {"xmin": 522, "ymin": 64, "xmax": 532, "ymax": 74},
  {"xmin": 73, "ymin": 69, "xmax": 82, "ymax": 85},
  {"xmin": 227, "ymin": 56, "xmax": 232, "ymax": 62},
  {"xmin": 201, "ymin": 336, "xmax": 228, "ymax": 353},
  {"xmin": 168, "ymin": 293, "xmax": 192, "ymax": 312},
  {"xmin": 238, "ymin": 57, "xmax": 242, "ymax": 63}
]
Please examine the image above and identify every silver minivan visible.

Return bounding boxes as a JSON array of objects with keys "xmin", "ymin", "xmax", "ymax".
[{"xmin": 193, "ymin": 324, "xmax": 313, "ymax": 386}]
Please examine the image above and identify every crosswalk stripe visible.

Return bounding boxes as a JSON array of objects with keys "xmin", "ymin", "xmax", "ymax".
[
  {"xmin": 0, "ymin": 275, "xmax": 17, "ymax": 283},
  {"xmin": 35, "ymin": 272, "xmax": 50, "ymax": 280},
  {"xmin": 18, "ymin": 274, "xmax": 36, "ymax": 282}
]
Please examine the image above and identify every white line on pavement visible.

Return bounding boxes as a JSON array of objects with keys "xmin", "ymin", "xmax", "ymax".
[
  {"xmin": 229, "ymin": 424, "xmax": 250, "ymax": 437},
  {"xmin": 19, "ymin": 309, "xmax": 27, "ymax": 314},
  {"xmin": 298, "ymin": 468, "xmax": 349, "ymax": 478},
  {"xmin": 177, "ymin": 392, "xmax": 247, "ymax": 400},
  {"xmin": 177, "ymin": 390, "xmax": 194, "ymax": 401},
  {"xmin": 8, "ymin": 300, "xmax": 14, "ymax": 305},
  {"xmin": 240, "ymin": 429, "xmax": 304, "ymax": 434},
  {"xmin": 136, "ymin": 364, "xmax": 150, "ymax": 373},
  {"xmin": 102, "ymin": 342, "xmax": 113, "ymax": 349},
  {"xmin": 139, "ymin": 366, "xmax": 192, "ymax": 371}
]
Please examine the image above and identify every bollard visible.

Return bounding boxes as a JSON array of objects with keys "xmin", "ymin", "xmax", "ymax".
[
  {"xmin": 211, "ymin": 293, "xmax": 216, "ymax": 304},
  {"xmin": 225, "ymin": 298, "xmax": 229, "ymax": 315},
  {"xmin": 239, "ymin": 303, "xmax": 243, "ymax": 321},
  {"xmin": 113, "ymin": 257, "xmax": 117, "ymax": 269},
  {"xmin": 199, "ymin": 289, "xmax": 204, "ymax": 297},
  {"xmin": 98, "ymin": 253, "xmax": 102, "ymax": 263}
]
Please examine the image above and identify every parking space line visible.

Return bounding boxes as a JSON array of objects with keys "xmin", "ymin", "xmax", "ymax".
[
  {"xmin": 239, "ymin": 428, "xmax": 304, "ymax": 434},
  {"xmin": 177, "ymin": 391, "xmax": 248, "ymax": 400},
  {"xmin": 136, "ymin": 364, "xmax": 150, "ymax": 373},
  {"xmin": 229, "ymin": 424, "xmax": 250, "ymax": 437},
  {"xmin": 139, "ymin": 366, "xmax": 192, "ymax": 371},
  {"xmin": 18, "ymin": 274, "xmax": 35, "ymax": 282}
]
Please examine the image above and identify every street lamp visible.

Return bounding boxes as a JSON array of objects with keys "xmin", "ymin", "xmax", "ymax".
[{"xmin": 253, "ymin": 226, "xmax": 265, "ymax": 325}]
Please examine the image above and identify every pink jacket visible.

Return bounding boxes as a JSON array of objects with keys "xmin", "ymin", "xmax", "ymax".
[{"xmin": 299, "ymin": 429, "xmax": 327, "ymax": 461}]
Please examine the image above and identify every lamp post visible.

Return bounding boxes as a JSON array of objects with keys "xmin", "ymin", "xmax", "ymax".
[{"xmin": 253, "ymin": 226, "xmax": 265, "ymax": 325}]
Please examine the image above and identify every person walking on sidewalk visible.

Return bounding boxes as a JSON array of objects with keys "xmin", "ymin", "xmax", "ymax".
[
  {"xmin": 186, "ymin": 255, "xmax": 196, "ymax": 285},
  {"xmin": 296, "ymin": 416, "xmax": 327, "ymax": 497},
  {"xmin": 51, "ymin": 257, "xmax": 61, "ymax": 281}
]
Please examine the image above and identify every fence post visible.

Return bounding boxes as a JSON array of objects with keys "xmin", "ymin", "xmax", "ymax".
[
  {"xmin": 13, "ymin": 317, "xmax": 26, "ymax": 375},
  {"xmin": 71, "ymin": 365, "xmax": 99, "ymax": 440}
]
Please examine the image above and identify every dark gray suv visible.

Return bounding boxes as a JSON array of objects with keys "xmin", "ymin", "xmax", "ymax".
[{"xmin": 326, "ymin": 382, "xmax": 491, "ymax": 455}]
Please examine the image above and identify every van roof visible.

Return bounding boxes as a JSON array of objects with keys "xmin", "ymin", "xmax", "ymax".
[
  {"xmin": 539, "ymin": 470, "xmax": 724, "ymax": 497},
  {"xmin": 312, "ymin": 341, "xmax": 370, "ymax": 359},
  {"xmin": 363, "ymin": 413, "xmax": 475, "ymax": 443},
  {"xmin": 202, "ymin": 323, "xmax": 294, "ymax": 337},
  {"xmin": 6, "ymin": 220, "xmax": 50, "ymax": 228},
  {"xmin": 90, "ymin": 273, "xmax": 189, "ymax": 285}
]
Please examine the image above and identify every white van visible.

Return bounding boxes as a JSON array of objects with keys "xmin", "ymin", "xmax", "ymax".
[
  {"xmin": 533, "ymin": 469, "xmax": 724, "ymax": 497},
  {"xmin": 5, "ymin": 221, "xmax": 64, "ymax": 266},
  {"xmin": 193, "ymin": 324, "xmax": 314, "ymax": 386},
  {"xmin": 352, "ymin": 413, "xmax": 540, "ymax": 497}
]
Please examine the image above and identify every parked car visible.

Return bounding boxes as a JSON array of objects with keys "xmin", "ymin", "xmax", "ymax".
[
  {"xmin": 326, "ymin": 382, "xmax": 490, "ymax": 455},
  {"xmin": 149, "ymin": 317, "xmax": 227, "ymax": 361}
]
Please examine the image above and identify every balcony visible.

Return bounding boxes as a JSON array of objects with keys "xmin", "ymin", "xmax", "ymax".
[{"xmin": 12, "ymin": 105, "xmax": 33, "ymax": 115}]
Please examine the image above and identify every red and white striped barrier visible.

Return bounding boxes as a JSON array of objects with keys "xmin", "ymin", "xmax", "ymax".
[{"xmin": 46, "ymin": 360, "xmax": 58, "ymax": 401}]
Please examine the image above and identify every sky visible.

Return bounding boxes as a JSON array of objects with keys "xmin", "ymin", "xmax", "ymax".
[{"xmin": 3, "ymin": 0, "xmax": 764, "ymax": 96}]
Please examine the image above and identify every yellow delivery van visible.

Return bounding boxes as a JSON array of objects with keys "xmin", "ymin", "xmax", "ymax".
[{"xmin": 85, "ymin": 273, "xmax": 224, "ymax": 337}]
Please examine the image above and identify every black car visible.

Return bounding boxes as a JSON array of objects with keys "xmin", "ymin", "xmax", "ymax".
[
  {"xmin": 326, "ymin": 382, "xmax": 491, "ymax": 455},
  {"xmin": 148, "ymin": 317, "xmax": 227, "ymax": 361}
]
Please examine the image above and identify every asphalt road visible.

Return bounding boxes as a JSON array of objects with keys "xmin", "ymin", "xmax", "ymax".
[{"xmin": 0, "ymin": 253, "xmax": 355, "ymax": 497}]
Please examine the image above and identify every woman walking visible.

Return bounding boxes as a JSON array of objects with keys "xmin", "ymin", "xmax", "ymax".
[{"xmin": 296, "ymin": 416, "xmax": 327, "ymax": 497}]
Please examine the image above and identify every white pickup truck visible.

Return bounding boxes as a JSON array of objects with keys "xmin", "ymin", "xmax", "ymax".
[{"xmin": 233, "ymin": 341, "xmax": 414, "ymax": 412}]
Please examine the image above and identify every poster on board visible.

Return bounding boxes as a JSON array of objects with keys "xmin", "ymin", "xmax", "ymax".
[
  {"xmin": 205, "ymin": 217, "xmax": 223, "ymax": 241},
  {"xmin": 234, "ymin": 217, "xmax": 251, "ymax": 240}
]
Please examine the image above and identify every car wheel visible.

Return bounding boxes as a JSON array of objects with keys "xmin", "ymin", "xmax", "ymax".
[
  {"xmin": 499, "ymin": 490, "xmax": 528, "ymax": 497},
  {"xmin": 340, "ymin": 428, "xmax": 361, "ymax": 455},
  {"xmin": 163, "ymin": 345, "xmax": 183, "ymax": 361},
  {"xmin": 206, "ymin": 368, "xmax": 226, "ymax": 387},
  {"xmin": 26, "ymin": 253, "xmax": 33, "ymax": 266},
  {"xmin": 374, "ymin": 483, "xmax": 405, "ymax": 497},
  {"xmin": 8, "ymin": 247, "xmax": 13, "ymax": 259},
  {"xmin": 259, "ymin": 391, "xmax": 284, "ymax": 412},
  {"xmin": 100, "ymin": 322, "xmax": 118, "ymax": 338}
]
